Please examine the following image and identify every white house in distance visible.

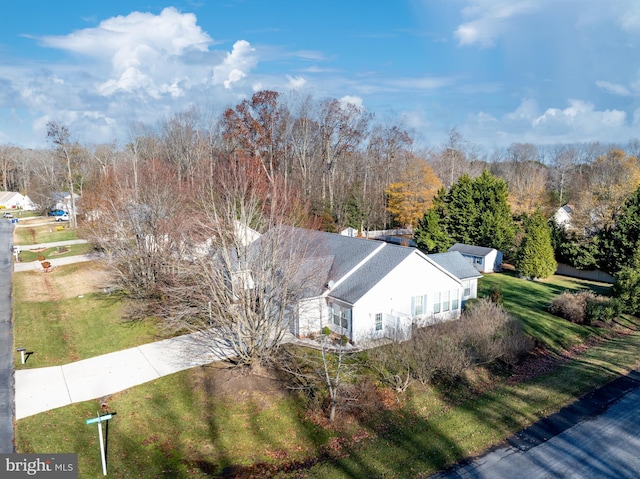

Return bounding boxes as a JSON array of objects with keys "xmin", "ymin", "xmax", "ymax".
[
  {"xmin": 448, "ymin": 243, "xmax": 503, "ymax": 274},
  {"xmin": 255, "ymin": 229, "xmax": 473, "ymax": 346},
  {"xmin": 51, "ymin": 192, "xmax": 80, "ymax": 213},
  {"xmin": 0, "ymin": 191, "xmax": 37, "ymax": 210},
  {"xmin": 553, "ymin": 205, "xmax": 573, "ymax": 230}
]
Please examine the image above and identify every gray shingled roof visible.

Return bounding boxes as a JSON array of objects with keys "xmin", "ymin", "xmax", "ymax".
[
  {"xmin": 329, "ymin": 243, "xmax": 414, "ymax": 304},
  {"xmin": 449, "ymin": 243, "xmax": 496, "ymax": 257},
  {"xmin": 427, "ymin": 251, "xmax": 482, "ymax": 280}
]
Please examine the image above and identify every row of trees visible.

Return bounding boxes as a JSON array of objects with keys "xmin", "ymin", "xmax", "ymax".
[{"xmin": 2, "ymin": 90, "xmax": 640, "ymax": 236}]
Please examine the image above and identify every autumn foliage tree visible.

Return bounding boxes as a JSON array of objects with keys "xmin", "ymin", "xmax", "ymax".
[{"xmin": 385, "ymin": 156, "xmax": 442, "ymax": 228}]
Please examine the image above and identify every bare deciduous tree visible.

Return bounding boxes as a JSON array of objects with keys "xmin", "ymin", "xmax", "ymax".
[
  {"xmin": 157, "ymin": 156, "xmax": 320, "ymax": 372},
  {"xmin": 47, "ymin": 120, "xmax": 79, "ymax": 228}
]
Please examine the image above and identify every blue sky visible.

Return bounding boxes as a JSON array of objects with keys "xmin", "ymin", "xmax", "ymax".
[{"xmin": 2, "ymin": 0, "xmax": 640, "ymax": 150}]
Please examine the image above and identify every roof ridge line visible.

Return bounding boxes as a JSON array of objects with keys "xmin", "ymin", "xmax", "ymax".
[{"xmin": 326, "ymin": 241, "xmax": 386, "ymax": 292}]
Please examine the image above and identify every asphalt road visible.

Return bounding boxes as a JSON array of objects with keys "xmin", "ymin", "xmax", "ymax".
[
  {"xmin": 430, "ymin": 370, "xmax": 640, "ymax": 478},
  {"xmin": 0, "ymin": 219, "xmax": 14, "ymax": 453}
]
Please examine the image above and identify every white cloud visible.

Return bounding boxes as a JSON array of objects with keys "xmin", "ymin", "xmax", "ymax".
[
  {"xmin": 455, "ymin": 0, "xmax": 538, "ymax": 47},
  {"xmin": 212, "ymin": 40, "xmax": 258, "ymax": 89},
  {"xmin": 40, "ymin": 7, "xmax": 213, "ymax": 98},
  {"xmin": 505, "ymin": 98, "xmax": 539, "ymax": 121},
  {"xmin": 40, "ymin": 7, "xmax": 211, "ymax": 58},
  {"xmin": 596, "ymin": 80, "xmax": 631, "ymax": 96},
  {"xmin": 339, "ymin": 95, "xmax": 364, "ymax": 109},
  {"xmin": 286, "ymin": 75, "xmax": 307, "ymax": 89},
  {"xmin": 532, "ymin": 99, "xmax": 626, "ymax": 130}
]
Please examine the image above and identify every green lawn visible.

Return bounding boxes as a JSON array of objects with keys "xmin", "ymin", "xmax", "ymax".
[
  {"xmin": 12, "ymin": 263, "xmax": 160, "ymax": 368},
  {"xmin": 15, "ymin": 272, "xmax": 640, "ymax": 479},
  {"xmin": 478, "ymin": 272, "xmax": 613, "ymax": 352},
  {"xmin": 17, "ymin": 243, "xmax": 95, "ymax": 262},
  {"xmin": 14, "ymin": 223, "xmax": 81, "ymax": 245}
]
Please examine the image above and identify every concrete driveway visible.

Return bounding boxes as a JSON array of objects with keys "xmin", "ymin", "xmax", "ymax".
[{"xmin": 15, "ymin": 331, "xmax": 234, "ymax": 419}]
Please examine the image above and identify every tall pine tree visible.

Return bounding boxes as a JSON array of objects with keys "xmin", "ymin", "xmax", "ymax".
[
  {"xmin": 414, "ymin": 170, "xmax": 516, "ymax": 255},
  {"xmin": 515, "ymin": 210, "xmax": 557, "ymax": 279}
]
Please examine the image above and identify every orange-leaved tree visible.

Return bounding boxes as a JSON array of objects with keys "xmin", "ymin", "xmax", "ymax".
[{"xmin": 385, "ymin": 156, "xmax": 442, "ymax": 229}]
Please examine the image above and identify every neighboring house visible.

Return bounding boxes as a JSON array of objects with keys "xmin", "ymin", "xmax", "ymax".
[
  {"xmin": 553, "ymin": 205, "xmax": 573, "ymax": 229},
  {"xmin": 0, "ymin": 191, "xmax": 37, "ymax": 210},
  {"xmin": 340, "ymin": 227, "xmax": 359, "ymax": 237},
  {"xmin": 257, "ymin": 229, "xmax": 470, "ymax": 346},
  {"xmin": 51, "ymin": 192, "xmax": 80, "ymax": 213},
  {"xmin": 448, "ymin": 243, "xmax": 503, "ymax": 273},
  {"xmin": 427, "ymin": 251, "xmax": 483, "ymax": 306}
]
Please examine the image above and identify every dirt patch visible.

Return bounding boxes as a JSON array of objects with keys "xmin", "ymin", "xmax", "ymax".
[
  {"xmin": 194, "ymin": 364, "xmax": 290, "ymax": 404},
  {"xmin": 17, "ymin": 262, "xmax": 112, "ymax": 301}
]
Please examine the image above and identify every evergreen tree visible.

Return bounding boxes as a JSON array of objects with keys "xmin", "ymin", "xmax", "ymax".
[
  {"xmin": 597, "ymin": 186, "xmax": 640, "ymax": 275},
  {"xmin": 471, "ymin": 170, "xmax": 516, "ymax": 253},
  {"xmin": 414, "ymin": 209, "xmax": 452, "ymax": 253},
  {"xmin": 414, "ymin": 170, "xmax": 516, "ymax": 255},
  {"xmin": 444, "ymin": 174, "xmax": 476, "ymax": 245},
  {"xmin": 612, "ymin": 246, "xmax": 640, "ymax": 314},
  {"xmin": 515, "ymin": 210, "xmax": 557, "ymax": 279}
]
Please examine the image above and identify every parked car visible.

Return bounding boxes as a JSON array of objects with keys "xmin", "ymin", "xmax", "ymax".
[
  {"xmin": 55, "ymin": 213, "xmax": 69, "ymax": 222},
  {"xmin": 2, "ymin": 212, "xmax": 13, "ymax": 218},
  {"xmin": 48, "ymin": 209, "xmax": 67, "ymax": 216}
]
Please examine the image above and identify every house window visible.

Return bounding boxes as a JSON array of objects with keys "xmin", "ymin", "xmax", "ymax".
[
  {"xmin": 473, "ymin": 256, "xmax": 482, "ymax": 265},
  {"xmin": 375, "ymin": 313, "xmax": 383, "ymax": 331},
  {"xmin": 412, "ymin": 295, "xmax": 426, "ymax": 316},
  {"xmin": 451, "ymin": 289, "xmax": 459, "ymax": 310},
  {"xmin": 443, "ymin": 290, "xmax": 450, "ymax": 312},
  {"xmin": 433, "ymin": 292, "xmax": 441, "ymax": 314},
  {"xmin": 340, "ymin": 310, "xmax": 348, "ymax": 329},
  {"xmin": 463, "ymin": 280, "xmax": 471, "ymax": 297},
  {"xmin": 332, "ymin": 306, "xmax": 341, "ymax": 327}
]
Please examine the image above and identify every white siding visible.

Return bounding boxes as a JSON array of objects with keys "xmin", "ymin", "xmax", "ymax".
[
  {"xmin": 350, "ymin": 253, "xmax": 462, "ymax": 343},
  {"xmin": 297, "ymin": 297, "xmax": 326, "ymax": 337}
]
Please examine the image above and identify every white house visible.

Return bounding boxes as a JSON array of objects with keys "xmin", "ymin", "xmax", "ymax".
[
  {"xmin": 263, "ymin": 230, "xmax": 471, "ymax": 346},
  {"xmin": 51, "ymin": 192, "xmax": 80, "ymax": 213},
  {"xmin": 553, "ymin": 205, "xmax": 573, "ymax": 229},
  {"xmin": 448, "ymin": 243, "xmax": 503, "ymax": 274},
  {"xmin": 0, "ymin": 191, "xmax": 37, "ymax": 210},
  {"xmin": 427, "ymin": 251, "xmax": 483, "ymax": 307}
]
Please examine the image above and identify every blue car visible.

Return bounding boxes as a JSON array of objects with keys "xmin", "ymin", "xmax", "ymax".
[{"xmin": 48, "ymin": 209, "xmax": 67, "ymax": 216}]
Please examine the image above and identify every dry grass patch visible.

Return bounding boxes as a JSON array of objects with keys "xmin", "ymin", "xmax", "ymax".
[{"xmin": 14, "ymin": 262, "xmax": 111, "ymax": 302}]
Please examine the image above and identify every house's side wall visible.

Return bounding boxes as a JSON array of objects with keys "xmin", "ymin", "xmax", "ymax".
[
  {"xmin": 483, "ymin": 251, "xmax": 495, "ymax": 273},
  {"xmin": 0, "ymin": 193, "xmax": 23, "ymax": 209},
  {"xmin": 461, "ymin": 278, "xmax": 478, "ymax": 304},
  {"xmin": 494, "ymin": 251, "xmax": 503, "ymax": 272},
  {"xmin": 297, "ymin": 297, "xmax": 327, "ymax": 337},
  {"xmin": 350, "ymin": 254, "xmax": 462, "ymax": 343}
]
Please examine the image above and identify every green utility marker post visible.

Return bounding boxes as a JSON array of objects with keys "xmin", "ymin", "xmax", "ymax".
[{"xmin": 86, "ymin": 413, "xmax": 113, "ymax": 475}]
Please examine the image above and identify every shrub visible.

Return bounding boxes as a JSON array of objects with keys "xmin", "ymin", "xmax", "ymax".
[
  {"xmin": 489, "ymin": 286, "xmax": 504, "ymax": 305},
  {"xmin": 548, "ymin": 291, "xmax": 595, "ymax": 324},
  {"xmin": 585, "ymin": 297, "xmax": 620, "ymax": 324},
  {"xmin": 460, "ymin": 298, "xmax": 533, "ymax": 366},
  {"xmin": 37, "ymin": 255, "xmax": 45, "ymax": 261},
  {"xmin": 548, "ymin": 290, "xmax": 617, "ymax": 325},
  {"xmin": 321, "ymin": 326, "xmax": 331, "ymax": 336},
  {"xmin": 368, "ymin": 298, "xmax": 534, "ymax": 389}
]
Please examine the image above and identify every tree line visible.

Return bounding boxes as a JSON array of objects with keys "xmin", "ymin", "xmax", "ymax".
[{"xmin": 1, "ymin": 90, "xmax": 640, "ymax": 235}]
